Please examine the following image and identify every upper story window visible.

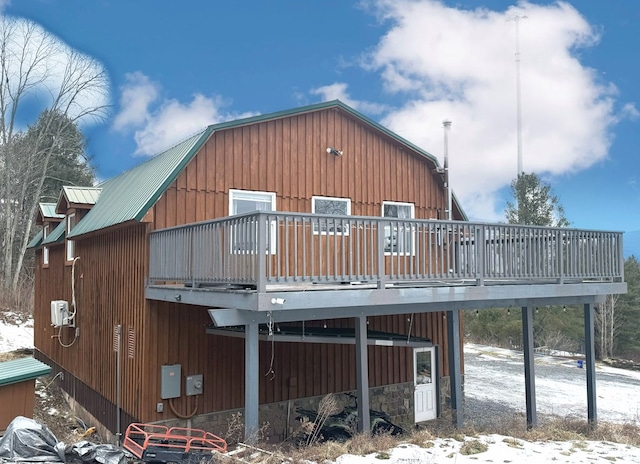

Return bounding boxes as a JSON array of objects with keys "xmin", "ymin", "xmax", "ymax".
[
  {"xmin": 229, "ymin": 189, "xmax": 276, "ymax": 215},
  {"xmin": 229, "ymin": 189, "xmax": 276, "ymax": 254},
  {"xmin": 312, "ymin": 196, "xmax": 351, "ymax": 235},
  {"xmin": 66, "ymin": 212, "xmax": 76, "ymax": 262},
  {"xmin": 43, "ymin": 224, "xmax": 50, "ymax": 267},
  {"xmin": 382, "ymin": 201, "xmax": 415, "ymax": 255}
]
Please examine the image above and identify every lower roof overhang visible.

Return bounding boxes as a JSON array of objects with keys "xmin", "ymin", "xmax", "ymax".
[{"xmin": 206, "ymin": 325, "xmax": 433, "ymax": 347}]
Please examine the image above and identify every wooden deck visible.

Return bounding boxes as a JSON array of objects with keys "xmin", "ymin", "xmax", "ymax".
[{"xmin": 146, "ymin": 212, "xmax": 625, "ymax": 322}]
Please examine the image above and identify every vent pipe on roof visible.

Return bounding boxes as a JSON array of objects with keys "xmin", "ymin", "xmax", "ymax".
[{"xmin": 443, "ymin": 120, "xmax": 452, "ymax": 221}]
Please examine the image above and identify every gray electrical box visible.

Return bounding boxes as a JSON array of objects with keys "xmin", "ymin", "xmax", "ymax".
[
  {"xmin": 186, "ymin": 374, "xmax": 203, "ymax": 396},
  {"xmin": 161, "ymin": 364, "xmax": 181, "ymax": 399}
]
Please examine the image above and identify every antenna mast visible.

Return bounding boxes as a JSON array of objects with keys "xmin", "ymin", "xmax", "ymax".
[
  {"xmin": 443, "ymin": 120, "xmax": 452, "ymax": 221},
  {"xmin": 509, "ymin": 14, "xmax": 527, "ymax": 176}
]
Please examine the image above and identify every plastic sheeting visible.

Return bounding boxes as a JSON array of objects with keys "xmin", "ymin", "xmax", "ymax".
[{"xmin": 0, "ymin": 417, "xmax": 126, "ymax": 464}]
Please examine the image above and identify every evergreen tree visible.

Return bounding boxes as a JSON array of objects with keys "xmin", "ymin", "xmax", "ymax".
[
  {"xmin": 615, "ymin": 256, "xmax": 640, "ymax": 359},
  {"xmin": 467, "ymin": 173, "xmax": 574, "ymax": 350},
  {"xmin": 505, "ymin": 172, "xmax": 569, "ymax": 227}
]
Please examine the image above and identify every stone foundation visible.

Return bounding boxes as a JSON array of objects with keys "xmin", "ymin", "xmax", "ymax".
[
  {"xmin": 63, "ymin": 376, "xmax": 461, "ymax": 444},
  {"xmin": 162, "ymin": 382, "xmax": 420, "ymax": 442}
]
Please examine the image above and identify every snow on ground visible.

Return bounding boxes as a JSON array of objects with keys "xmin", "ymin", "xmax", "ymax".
[
  {"xmin": 336, "ymin": 436, "xmax": 640, "ymax": 463},
  {"xmin": 465, "ymin": 343, "xmax": 640, "ymax": 424},
  {"xmin": 0, "ymin": 313, "xmax": 34, "ymax": 352},
  {"xmin": 2, "ymin": 321, "xmax": 640, "ymax": 462}
]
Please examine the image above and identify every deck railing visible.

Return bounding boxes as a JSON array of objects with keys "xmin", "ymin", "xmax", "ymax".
[{"xmin": 148, "ymin": 212, "xmax": 624, "ymax": 290}]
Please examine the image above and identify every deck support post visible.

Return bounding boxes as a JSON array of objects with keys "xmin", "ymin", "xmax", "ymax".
[
  {"xmin": 244, "ymin": 322, "xmax": 259, "ymax": 442},
  {"xmin": 521, "ymin": 306, "xmax": 537, "ymax": 429},
  {"xmin": 584, "ymin": 303, "xmax": 597, "ymax": 428},
  {"xmin": 446, "ymin": 309, "xmax": 463, "ymax": 428},
  {"xmin": 355, "ymin": 315, "xmax": 371, "ymax": 433}
]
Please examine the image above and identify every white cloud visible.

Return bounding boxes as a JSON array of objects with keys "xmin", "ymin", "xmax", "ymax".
[
  {"xmin": 0, "ymin": 17, "xmax": 109, "ymax": 128},
  {"xmin": 112, "ymin": 72, "xmax": 256, "ymax": 156},
  {"xmin": 620, "ymin": 102, "xmax": 639, "ymax": 121},
  {"xmin": 361, "ymin": 0, "xmax": 618, "ymax": 221},
  {"xmin": 112, "ymin": 72, "xmax": 159, "ymax": 131},
  {"xmin": 311, "ymin": 82, "xmax": 386, "ymax": 114}
]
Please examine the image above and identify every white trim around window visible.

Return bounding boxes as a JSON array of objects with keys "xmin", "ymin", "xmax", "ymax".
[
  {"xmin": 66, "ymin": 212, "xmax": 76, "ymax": 262},
  {"xmin": 43, "ymin": 224, "xmax": 50, "ymax": 267},
  {"xmin": 311, "ymin": 196, "xmax": 352, "ymax": 235},
  {"xmin": 382, "ymin": 201, "xmax": 415, "ymax": 255},
  {"xmin": 228, "ymin": 189, "xmax": 277, "ymax": 254}
]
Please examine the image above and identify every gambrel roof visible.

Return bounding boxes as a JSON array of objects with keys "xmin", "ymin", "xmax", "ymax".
[{"xmin": 62, "ymin": 100, "xmax": 465, "ymax": 239}]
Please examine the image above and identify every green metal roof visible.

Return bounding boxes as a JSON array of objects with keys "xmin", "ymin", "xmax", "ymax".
[
  {"xmin": 68, "ymin": 100, "xmax": 466, "ymax": 238},
  {"xmin": 39, "ymin": 203, "xmax": 64, "ymax": 220},
  {"xmin": 69, "ymin": 128, "xmax": 214, "ymax": 238},
  {"xmin": 41, "ymin": 220, "xmax": 66, "ymax": 246},
  {"xmin": 0, "ymin": 357, "xmax": 51, "ymax": 387},
  {"xmin": 58, "ymin": 186, "xmax": 102, "ymax": 208},
  {"xmin": 27, "ymin": 229, "xmax": 44, "ymax": 249}
]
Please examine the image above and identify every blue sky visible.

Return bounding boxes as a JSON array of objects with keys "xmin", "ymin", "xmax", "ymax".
[{"xmin": 4, "ymin": 1, "xmax": 640, "ymax": 246}]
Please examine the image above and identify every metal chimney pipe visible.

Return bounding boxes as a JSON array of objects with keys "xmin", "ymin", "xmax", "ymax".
[{"xmin": 443, "ymin": 120, "xmax": 452, "ymax": 221}]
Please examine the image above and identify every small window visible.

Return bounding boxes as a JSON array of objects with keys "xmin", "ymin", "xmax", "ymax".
[
  {"xmin": 43, "ymin": 224, "xmax": 50, "ymax": 266},
  {"xmin": 229, "ymin": 189, "xmax": 276, "ymax": 254},
  {"xmin": 383, "ymin": 201, "xmax": 415, "ymax": 255},
  {"xmin": 66, "ymin": 213, "xmax": 76, "ymax": 262},
  {"xmin": 312, "ymin": 196, "xmax": 351, "ymax": 235}
]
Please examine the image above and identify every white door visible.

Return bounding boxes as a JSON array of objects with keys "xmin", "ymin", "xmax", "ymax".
[{"xmin": 414, "ymin": 347, "xmax": 437, "ymax": 422}]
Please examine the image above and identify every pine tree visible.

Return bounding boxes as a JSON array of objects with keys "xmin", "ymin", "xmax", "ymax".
[{"xmin": 505, "ymin": 172, "xmax": 569, "ymax": 227}]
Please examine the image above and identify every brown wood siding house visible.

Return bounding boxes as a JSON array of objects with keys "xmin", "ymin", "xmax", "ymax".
[
  {"xmin": 29, "ymin": 100, "xmax": 625, "ymax": 440},
  {"xmin": 29, "ymin": 101, "xmax": 463, "ymax": 438}
]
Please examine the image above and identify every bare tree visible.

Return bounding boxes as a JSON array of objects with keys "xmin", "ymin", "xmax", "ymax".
[
  {"xmin": 596, "ymin": 294, "xmax": 621, "ymax": 359},
  {"xmin": 0, "ymin": 17, "xmax": 109, "ymax": 290}
]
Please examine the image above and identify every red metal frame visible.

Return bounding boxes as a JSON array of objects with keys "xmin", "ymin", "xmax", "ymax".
[{"xmin": 123, "ymin": 423, "xmax": 227, "ymax": 460}]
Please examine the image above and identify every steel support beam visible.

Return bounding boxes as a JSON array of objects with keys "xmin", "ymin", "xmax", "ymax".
[
  {"xmin": 244, "ymin": 322, "xmax": 259, "ymax": 441},
  {"xmin": 447, "ymin": 309, "xmax": 463, "ymax": 428},
  {"xmin": 584, "ymin": 303, "xmax": 597, "ymax": 428},
  {"xmin": 355, "ymin": 316, "xmax": 370, "ymax": 433},
  {"xmin": 521, "ymin": 306, "xmax": 537, "ymax": 429},
  {"xmin": 149, "ymin": 282, "xmax": 623, "ymax": 315}
]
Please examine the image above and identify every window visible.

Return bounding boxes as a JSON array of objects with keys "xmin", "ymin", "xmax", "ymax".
[
  {"xmin": 382, "ymin": 201, "xmax": 415, "ymax": 254},
  {"xmin": 229, "ymin": 189, "xmax": 276, "ymax": 254},
  {"xmin": 43, "ymin": 224, "xmax": 50, "ymax": 266},
  {"xmin": 66, "ymin": 213, "xmax": 76, "ymax": 261},
  {"xmin": 312, "ymin": 196, "xmax": 351, "ymax": 235}
]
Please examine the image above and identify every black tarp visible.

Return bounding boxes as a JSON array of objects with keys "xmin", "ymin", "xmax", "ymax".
[{"xmin": 0, "ymin": 417, "xmax": 126, "ymax": 464}]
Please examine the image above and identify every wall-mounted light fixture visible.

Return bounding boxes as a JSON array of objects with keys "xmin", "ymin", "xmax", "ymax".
[{"xmin": 326, "ymin": 147, "xmax": 343, "ymax": 156}]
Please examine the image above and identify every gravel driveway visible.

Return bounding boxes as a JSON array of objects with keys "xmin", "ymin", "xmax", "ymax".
[{"xmin": 463, "ymin": 344, "xmax": 640, "ymax": 426}]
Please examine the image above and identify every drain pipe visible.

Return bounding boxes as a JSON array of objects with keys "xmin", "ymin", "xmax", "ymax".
[{"xmin": 115, "ymin": 324, "xmax": 122, "ymax": 446}]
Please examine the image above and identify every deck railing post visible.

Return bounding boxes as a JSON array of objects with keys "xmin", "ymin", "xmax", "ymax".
[
  {"xmin": 377, "ymin": 220, "xmax": 386, "ymax": 289},
  {"xmin": 475, "ymin": 226, "xmax": 485, "ymax": 286},
  {"xmin": 557, "ymin": 230, "xmax": 564, "ymax": 284},
  {"xmin": 257, "ymin": 213, "xmax": 267, "ymax": 292},
  {"xmin": 618, "ymin": 233, "xmax": 625, "ymax": 281}
]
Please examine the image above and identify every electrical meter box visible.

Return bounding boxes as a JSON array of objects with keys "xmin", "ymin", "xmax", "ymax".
[
  {"xmin": 186, "ymin": 374, "xmax": 203, "ymax": 396},
  {"xmin": 161, "ymin": 364, "xmax": 181, "ymax": 399}
]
